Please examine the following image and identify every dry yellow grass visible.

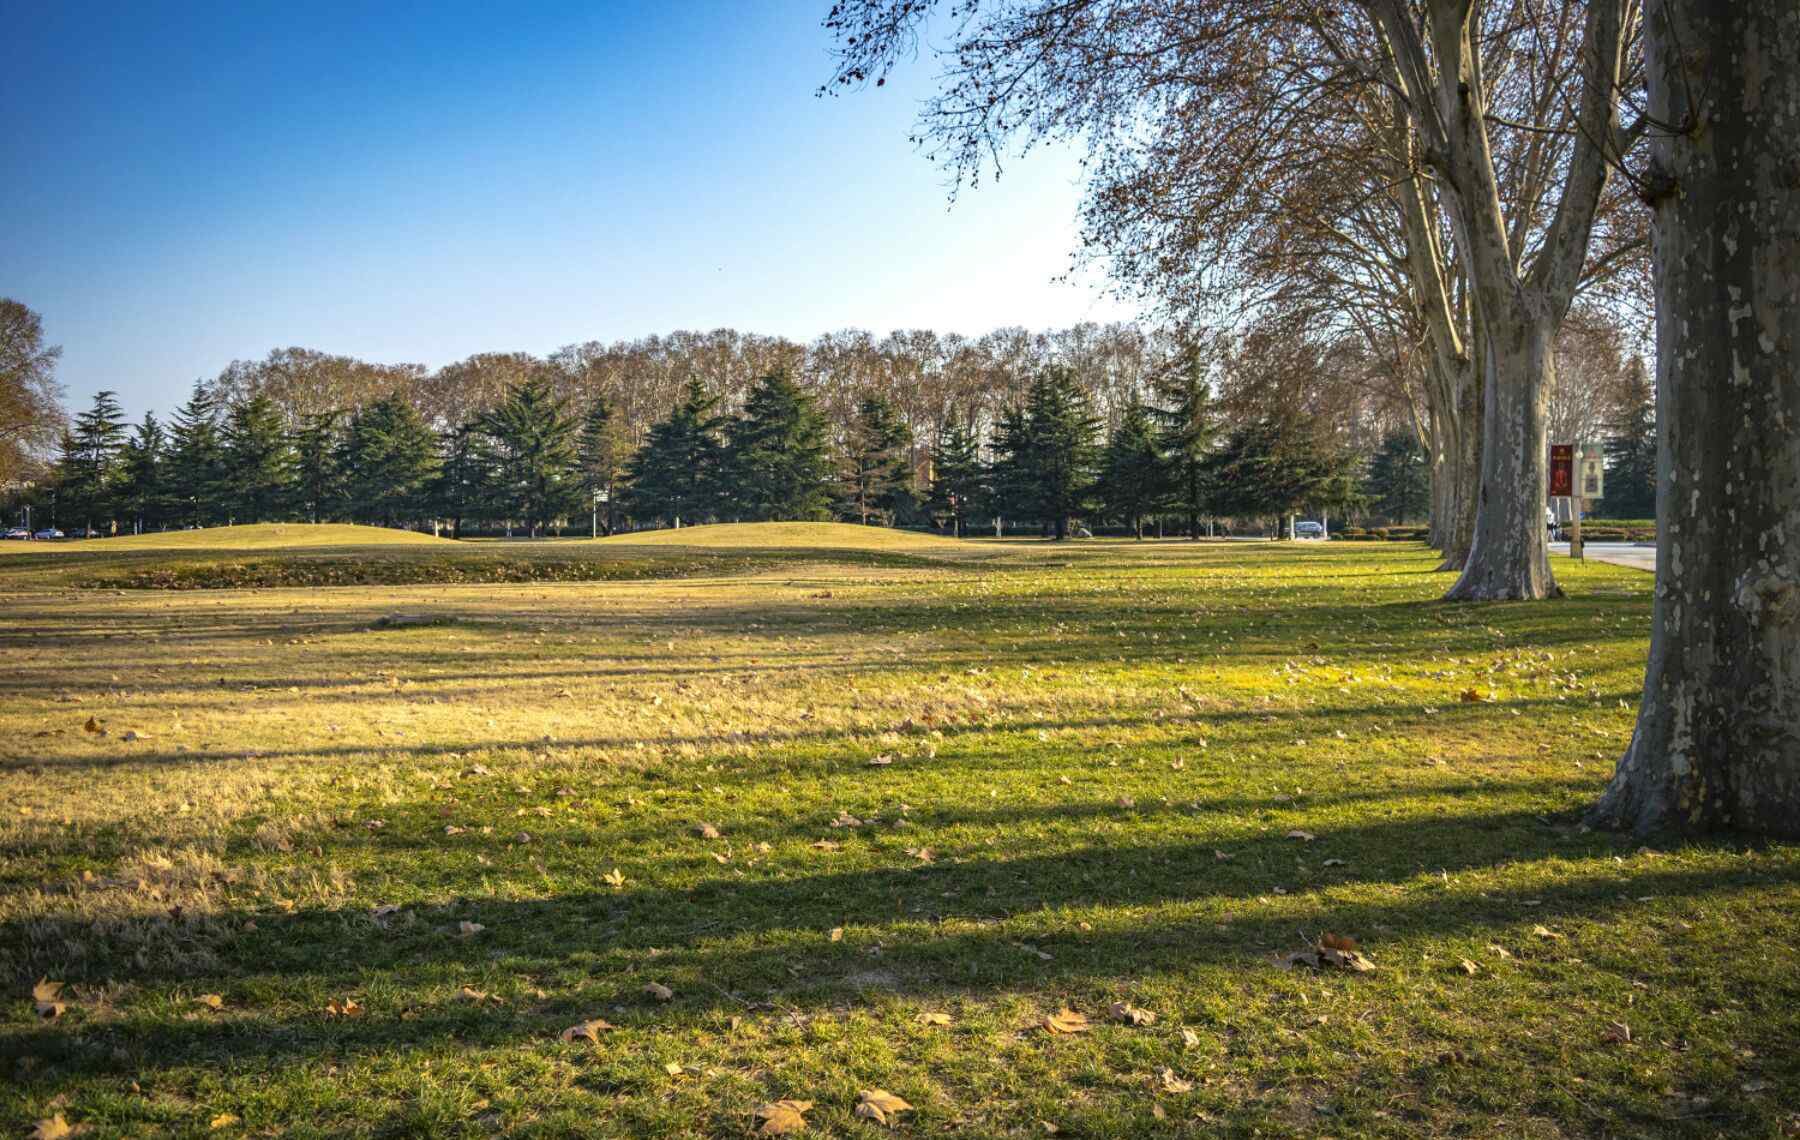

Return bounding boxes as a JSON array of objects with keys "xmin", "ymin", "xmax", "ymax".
[
  {"xmin": 592, "ymin": 521, "xmax": 985, "ymax": 556},
  {"xmin": 25, "ymin": 523, "xmax": 454, "ymax": 552}
]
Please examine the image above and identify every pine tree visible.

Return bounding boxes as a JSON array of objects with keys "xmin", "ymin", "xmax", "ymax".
[
  {"xmin": 292, "ymin": 411, "xmax": 344, "ymax": 523},
  {"xmin": 117, "ymin": 413, "xmax": 166, "ymax": 533},
  {"xmin": 984, "ymin": 404, "xmax": 1034, "ymax": 535},
  {"xmin": 927, "ymin": 420, "xmax": 984, "ymax": 537},
  {"xmin": 339, "ymin": 396, "xmax": 439, "ymax": 527},
  {"xmin": 624, "ymin": 379, "xmax": 724, "ymax": 527},
  {"xmin": 1207, "ymin": 411, "xmax": 1361, "ymax": 532},
  {"xmin": 221, "ymin": 393, "xmax": 295, "ymax": 523},
  {"xmin": 430, "ymin": 421, "xmax": 491, "ymax": 539},
  {"xmin": 576, "ymin": 396, "xmax": 629, "ymax": 536},
  {"xmin": 165, "ymin": 382, "xmax": 227, "ymax": 527},
  {"xmin": 1096, "ymin": 399, "xmax": 1169, "ymax": 539},
  {"xmin": 475, "ymin": 374, "xmax": 582, "ymax": 535},
  {"xmin": 1152, "ymin": 358, "xmax": 1219, "ymax": 538},
  {"xmin": 721, "ymin": 371, "xmax": 834, "ymax": 522},
  {"xmin": 57, "ymin": 390, "xmax": 129, "ymax": 534},
  {"xmin": 1364, "ymin": 430, "xmax": 1430, "ymax": 523},
  {"xmin": 1020, "ymin": 367, "xmax": 1100, "ymax": 540},
  {"xmin": 840, "ymin": 394, "xmax": 912, "ymax": 525},
  {"xmin": 1601, "ymin": 357, "xmax": 1656, "ymax": 519}
]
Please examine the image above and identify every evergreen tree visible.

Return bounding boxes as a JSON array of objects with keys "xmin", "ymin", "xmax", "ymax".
[
  {"xmin": 721, "ymin": 371, "xmax": 834, "ymax": 521},
  {"xmin": 927, "ymin": 420, "xmax": 984, "ymax": 537},
  {"xmin": 576, "ymin": 396, "xmax": 629, "ymax": 536},
  {"xmin": 117, "ymin": 413, "xmax": 166, "ymax": 533},
  {"xmin": 1601, "ymin": 357, "xmax": 1656, "ymax": 519},
  {"xmin": 430, "ymin": 421, "xmax": 491, "ymax": 539},
  {"xmin": 1152, "ymin": 358, "xmax": 1219, "ymax": 538},
  {"xmin": 1207, "ymin": 412, "xmax": 1361, "ymax": 532},
  {"xmin": 475, "ymin": 374, "xmax": 582, "ymax": 535},
  {"xmin": 840, "ymin": 393, "xmax": 912, "ymax": 525},
  {"xmin": 984, "ymin": 404, "xmax": 1035, "ymax": 533},
  {"xmin": 165, "ymin": 382, "xmax": 227, "ymax": 527},
  {"xmin": 56, "ymin": 390, "xmax": 129, "ymax": 533},
  {"xmin": 339, "ymin": 396, "xmax": 439, "ymax": 526},
  {"xmin": 1096, "ymin": 399, "xmax": 1168, "ymax": 539},
  {"xmin": 1020, "ymin": 367, "xmax": 1101, "ymax": 540},
  {"xmin": 292, "ymin": 411, "xmax": 345, "ymax": 523},
  {"xmin": 624, "ymin": 379, "xmax": 724, "ymax": 527},
  {"xmin": 1364, "ymin": 430, "xmax": 1430, "ymax": 523},
  {"xmin": 221, "ymin": 393, "xmax": 295, "ymax": 522}
]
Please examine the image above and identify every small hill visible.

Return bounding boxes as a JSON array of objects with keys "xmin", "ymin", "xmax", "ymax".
[
  {"xmin": 594, "ymin": 521, "xmax": 976, "ymax": 555},
  {"xmin": 39, "ymin": 523, "xmax": 454, "ymax": 551}
]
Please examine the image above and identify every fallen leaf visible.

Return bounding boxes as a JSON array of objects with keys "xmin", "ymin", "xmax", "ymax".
[
  {"xmin": 1602, "ymin": 1020, "xmax": 1632, "ymax": 1045},
  {"xmin": 915, "ymin": 1011, "xmax": 952, "ymax": 1026},
  {"xmin": 195, "ymin": 993, "xmax": 224, "ymax": 1010},
  {"xmin": 694, "ymin": 822, "xmax": 722, "ymax": 839},
  {"xmin": 1322, "ymin": 858, "xmax": 1346, "ymax": 867},
  {"xmin": 1455, "ymin": 958, "xmax": 1480, "ymax": 976},
  {"xmin": 663, "ymin": 1061, "xmax": 684, "ymax": 1076},
  {"xmin": 1532, "ymin": 925, "xmax": 1563, "ymax": 940},
  {"xmin": 1043, "ymin": 1008, "xmax": 1089, "ymax": 1034},
  {"xmin": 458, "ymin": 920, "xmax": 485, "ymax": 936},
  {"xmin": 1180, "ymin": 1027, "xmax": 1201, "ymax": 1048},
  {"xmin": 559, "ymin": 1018, "xmax": 616, "ymax": 1043},
  {"xmin": 1286, "ymin": 829, "xmax": 1317, "ymax": 842},
  {"xmin": 1109, "ymin": 1001, "xmax": 1156, "ymax": 1026},
  {"xmin": 33, "ymin": 977, "xmax": 66, "ymax": 1019},
  {"xmin": 325, "ymin": 997, "xmax": 363, "ymax": 1017},
  {"xmin": 752, "ymin": 1099, "xmax": 813, "ymax": 1135},
  {"xmin": 643, "ymin": 981, "xmax": 674, "ymax": 1001},
  {"xmin": 603, "ymin": 868, "xmax": 627, "ymax": 890},
  {"xmin": 1213, "ymin": 849, "xmax": 1233, "ymax": 862},
  {"xmin": 458, "ymin": 986, "xmax": 503, "ymax": 1005},
  {"xmin": 83, "ymin": 717, "xmax": 104, "ymax": 734},
  {"xmin": 854, "ymin": 1089, "xmax": 913, "ymax": 1126},
  {"xmin": 32, "ymin": 1116, "xmax": 83, "ymax": 1139},
  {"xmin": 1158, "ymin": 1067, "xmax": 1194, "ymax": 1093},
  {"xmin": 866, "ymin": 754, "xmax": 894, "ymax": 767},
  {"xmin": 829, "ymin": 927, "xmax": 844, "ymax": 942},
  {"xmin": 209, "ymin": 1113, "xmax": 239, "ymax": 1129}
]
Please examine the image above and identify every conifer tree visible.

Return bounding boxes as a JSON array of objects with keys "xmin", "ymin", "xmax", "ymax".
[
  {"xmin": 292, "ymin": 411, "xmax": 344, "ymax": 523},
  {"xmin": 1096, "ymin": 398, "xmax": 1168, "ymax": 539},
  {"xmin": 221, "ymin": 393, "xmax": 295, "ymax": 523},
  {"xmin": 841, "ymin": 393, "xmax": 912, "ymax": 525},
  {"xmin": 1601, "ymin": 357, "xmax": 1656, "ymax": 519},
  {"xmin": 1364, "ymin": 431, "xmax": 1430, "ymax": 524},
  {"xmin": 1152, "ymin": 358, "xmax": 1219, "ymax": 538},
  {"xmin": 117, "ymin": 413, "xmax": 166, "ymax": 533},
  {"xmin": 165, "ymin": 382, "xmax": 227, "ymax": 527},
  {"xmin": 983, "ymin": 404, "xmax": 1033, "ymax": 535},
  {"xmin": 56, "ymin": 390, "xmax": 129, "ymax": 533},
  {"xmin": 576, "ymin": 396, "xmax": 629, "ymax": 536},
  {"xmin": 722, "ymin": 371, "xmax": 834, "ymax": 522},
  {"xmin": 475, "ymin": 374, "xmax": 582, "ymax": 536},
  {"xmin": 624, "ymin": 379, "xmax": 724, "ymax": 528},
  {"xmin": 927, "ymin": 420, "xmax": 984, "ymax": 537},
  {"xmin": 430, "ymin": 421, "xmax": 491, "ymax": 539},
  {"xmin": 1020, "ymin": 367, "xmax": 1100, "ymax": 540},
  {"xmin": 339, "ymin": 396, "xmax": 438, "ymax": 527}
]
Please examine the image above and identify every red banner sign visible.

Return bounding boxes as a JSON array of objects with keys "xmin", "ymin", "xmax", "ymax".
[{"xmin": 1549, "ymin": 444, "xmax": 1574, "ymax": 497}]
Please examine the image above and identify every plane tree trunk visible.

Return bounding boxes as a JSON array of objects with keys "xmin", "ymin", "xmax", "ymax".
[{"xmin": 1590, "ymin": 0, "xmax": 1800, "ymax": 837}]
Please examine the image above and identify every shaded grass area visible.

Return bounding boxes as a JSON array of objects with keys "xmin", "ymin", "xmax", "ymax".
[{"xmin": 1, "ymin": 540, "xmax": 1794, "ymax": 1138}]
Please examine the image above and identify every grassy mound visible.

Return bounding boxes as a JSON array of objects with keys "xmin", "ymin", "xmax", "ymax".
[
  {"xmin": 596, "ymin": 521, "xmax": 977, "ymax": 554},
  {"xmin": 40, "ymin": 523, "xmax": 454, "ymax": 551}
]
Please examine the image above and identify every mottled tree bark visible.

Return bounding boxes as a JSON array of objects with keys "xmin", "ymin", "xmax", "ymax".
[{"xmin": 1591, "ymin": 0, "xmax": 1800, "ymax": 836}]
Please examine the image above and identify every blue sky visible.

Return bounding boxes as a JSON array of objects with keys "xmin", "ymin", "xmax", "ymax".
[{"xmin": 1, "ymin": 0, "xmax": 1135, "ymax": 420}]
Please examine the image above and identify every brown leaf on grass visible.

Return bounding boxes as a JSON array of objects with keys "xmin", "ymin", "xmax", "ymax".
[
  {"xmin": 1487, "ymin": 943, "xmax": 1513, "ymax": 958},
  {"xmin": 1180, "ymin": 1027, "xmax": 1201, "ymax": 1048},
  {"xmin": 32, "ymin": 1115, "xmax": 85, "ymax": 1139},
  {"xmin": 866, "ymin": 754, "xmax": 894, "ymax": 767},
  {"xmin": 1286, "ymin": 829, "xmax": 1317, "ymax": 842},
  {"xmin": 208, "ymin": 1114, "xmax": 239, "ymax": 1130},
  {"xmin": 1458, "ymin": 687, "xmax": 1489, "ymax": 703},
  {"xmin": 83, "ymin": 717, "xmax": 104, "ymax": 735},
  {"xmin": 33, "ymin": 978, "xmax": 66, "ymax": 1019},
  {"xmin": 643, "ymin": 981, "xmax": 674, "ymax": 1001},
  {"xmin": 559, "ymin": 1018, "xmax": 616, "ymax": 1043},
  {"xmin": 854, "ymin": 1089, "xmax": 913, "ymax": 1126},
  {"xmin": 325, "ymin": 997, "xmax": 363, "ymax": 1017},
  {"xmin": 1212, "ymin": 849, "xmax": 1233, "ymax": 862},
  {"xmin": 457, "ymin": 921, "xmax": 485, "ymax": 936},
  {"xmin": 915, "ymin": 1011, "xmax": 952, "ymax": 1026},
  {"xmin": 663, "ymin": 1061, "xmax": 684, "ymax": 1076},
  {"xmin": 1602, "ymin": 1021, "xmax": 1632, "ymax": 1045},
  {"xmin": 458, "ymin": 986, "xmax": 503, "ymax": 1005},
  {"xmin": 1043, "ymin": 1008, "xmax": 1089, "ymax": 1035},
  {"xmin": 602, "ymin": 868, "xmax": 627, "ymax": 889},
  {"xmin": 694, "ymin": 822, "xmax": 723, "ymax": 840},
  {"xmin": 829, "ymin": 927, "xmax": 844, "ymax": 942},
  {"xmin": 810, "ymin": 840, "xmax": 841, "ymax": 851},
  {"xmin": 1282, "ymin": 933, "xmax": 1376, "ymax": 973},
  {"xmin": 1454, "ymin": 958, "xmax": 1480, "ymax": 976},
  {"xmin": 1108, "ymin": 1001, "xmax": 1156, "ymax": 1026},
  {"xmin": 195, "ymin": 993, "xmax": 224, "ymax": 1010},
  {"xmin": 1532, "ymin": 925, "xmax": 1563, "ymax": 940},
  {"xmin": 1158, "ymin": 1067, "xmax": 1194, "ymax": 1093},
  {"xmin": 752, "ymin": 1099, "xmax": 813, "ymax": 1135}
]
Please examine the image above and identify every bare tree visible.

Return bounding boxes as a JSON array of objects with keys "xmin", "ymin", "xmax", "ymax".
[
  {"xmin": 1589, "ymin": 0, "xmax": 1800, "ymax": 836},
  {"xmin": 0, "ymin": 299, "xmax": 66, "ymax": 484}
]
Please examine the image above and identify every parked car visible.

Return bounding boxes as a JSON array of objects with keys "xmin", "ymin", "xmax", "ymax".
[
  {"xmin": 1294, "ymin": 520, "xmax": 1326, "ymax": 539},
  {"xmin": 3, "ymin": 528, "xmax": 28, "ymax": 540},
  {"xmin": 33, "ymin": 528, "xmax": 64, "ymax": 540}
]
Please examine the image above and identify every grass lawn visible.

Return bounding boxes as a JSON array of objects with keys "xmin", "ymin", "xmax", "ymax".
[{"xmin": 1, "ymin": 525, "xmax": 1794, "ymax": 1137}]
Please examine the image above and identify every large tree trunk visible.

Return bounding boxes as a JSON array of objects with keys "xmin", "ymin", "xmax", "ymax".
[
  {"xmin": 1590, "ymin": 0, "xmax": 1800, "ymax": 837},
  {"xmin": 1444, "ymin": 314, "xmax": 1557, "ymax": 599}
]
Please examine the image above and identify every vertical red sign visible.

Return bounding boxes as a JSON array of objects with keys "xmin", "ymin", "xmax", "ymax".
[{"xmin": 1549, "ymin": 444, "xmax": 1574, "ymax": 497}]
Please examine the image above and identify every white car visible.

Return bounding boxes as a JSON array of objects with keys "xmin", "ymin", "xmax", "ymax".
[
  {"xmin": 33, "ymin": 528, "xmax": 64, "ymax": 540},
  {"xmin": 1294, "ymin": 520, "xmax": 1326, "ymax": 539}
]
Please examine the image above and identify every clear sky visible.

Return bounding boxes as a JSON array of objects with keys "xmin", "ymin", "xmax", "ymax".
[{"xmin": 1, "ymin": 0, "xmax": 1136, "ymax": 420}]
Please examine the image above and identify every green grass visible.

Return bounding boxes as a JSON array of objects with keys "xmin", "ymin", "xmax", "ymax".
[{"xmin": 1, "ymin": 536, "xmax": 1794, "ymax": 1138}]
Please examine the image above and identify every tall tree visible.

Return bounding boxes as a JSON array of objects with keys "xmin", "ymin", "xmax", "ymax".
[
  {"xmin": 292, "ymin": 411, "xmax": 344, "ymax": 523},
  {"xmin": 1599, "ymin": 357, "xmax": 1655, "ymax": 519},
  {"xmin": 1590, "ymin": 1, "xmax": 1800, "ymax": 837},
  {"xmin": 576, "ymin": 396, "xmax": 629, "ymax": 536},
  {"xmin": 476, "ymin": 374, "xmax": 582, "ymax": 536},
  {"xmin": 430, "ymin": 422, "xmax": 491, "ymax": 539},
  {"xmin": 221, "ymin": 394, "xmax": 295, "ymax": 523},
  {"xmin": 983, "ymin": 403, "xmax": 1035, "ymax": 535},
  {"xmin": 1365, "ymin": 431, "xmax": 1430, "ymax": 524},
  {"xmin": 721, "ymin": 371, "xmax": 834, "ymax": 522},
  {"xmin": 0, "ymin": 299, "xmax": 66, "ymax": 485},
  {"xmin": 1021, "ymin": 367, "xmax": 1101, "ymax": 540},
  {"xmin": 1096, "ymin": 399, "xmax": 1167, "ymax": 539},
  {"xmin": 57, "ymin": 390, "xmax": 129, "ymax": 533},
  {"xmin": 165, "ymin": 382, "xmax": 226, "ymax": 527},
  {"xmin": 624, "ymin": 379, "xmax": 724, "ymax": 527},
  {"xmin": 927, "ymin": 421, "xmax": 984, "ymax": 537},
  {"xmin": 1152, "ymin": 359, "xmax": 1219, "ymax": 539},
  {"xmin": 339, "ymin": 396, "xmax": 439, "ymax": 527},
  {"xmin": 1208, "ymin": 411, "xmax": 1360, "ymax": 533},
  {"xmin": 840, "ymin": 393, "xmax": 912, "ymax": 525},
  {"xmin": 117, "ymin": 413, "xmax": 167, "ymax": 534}
]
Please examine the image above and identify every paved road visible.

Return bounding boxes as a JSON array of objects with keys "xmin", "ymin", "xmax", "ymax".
[{"xmin": 1551, "ymin": 541, "xmax": 1655, "ymax": 572}]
